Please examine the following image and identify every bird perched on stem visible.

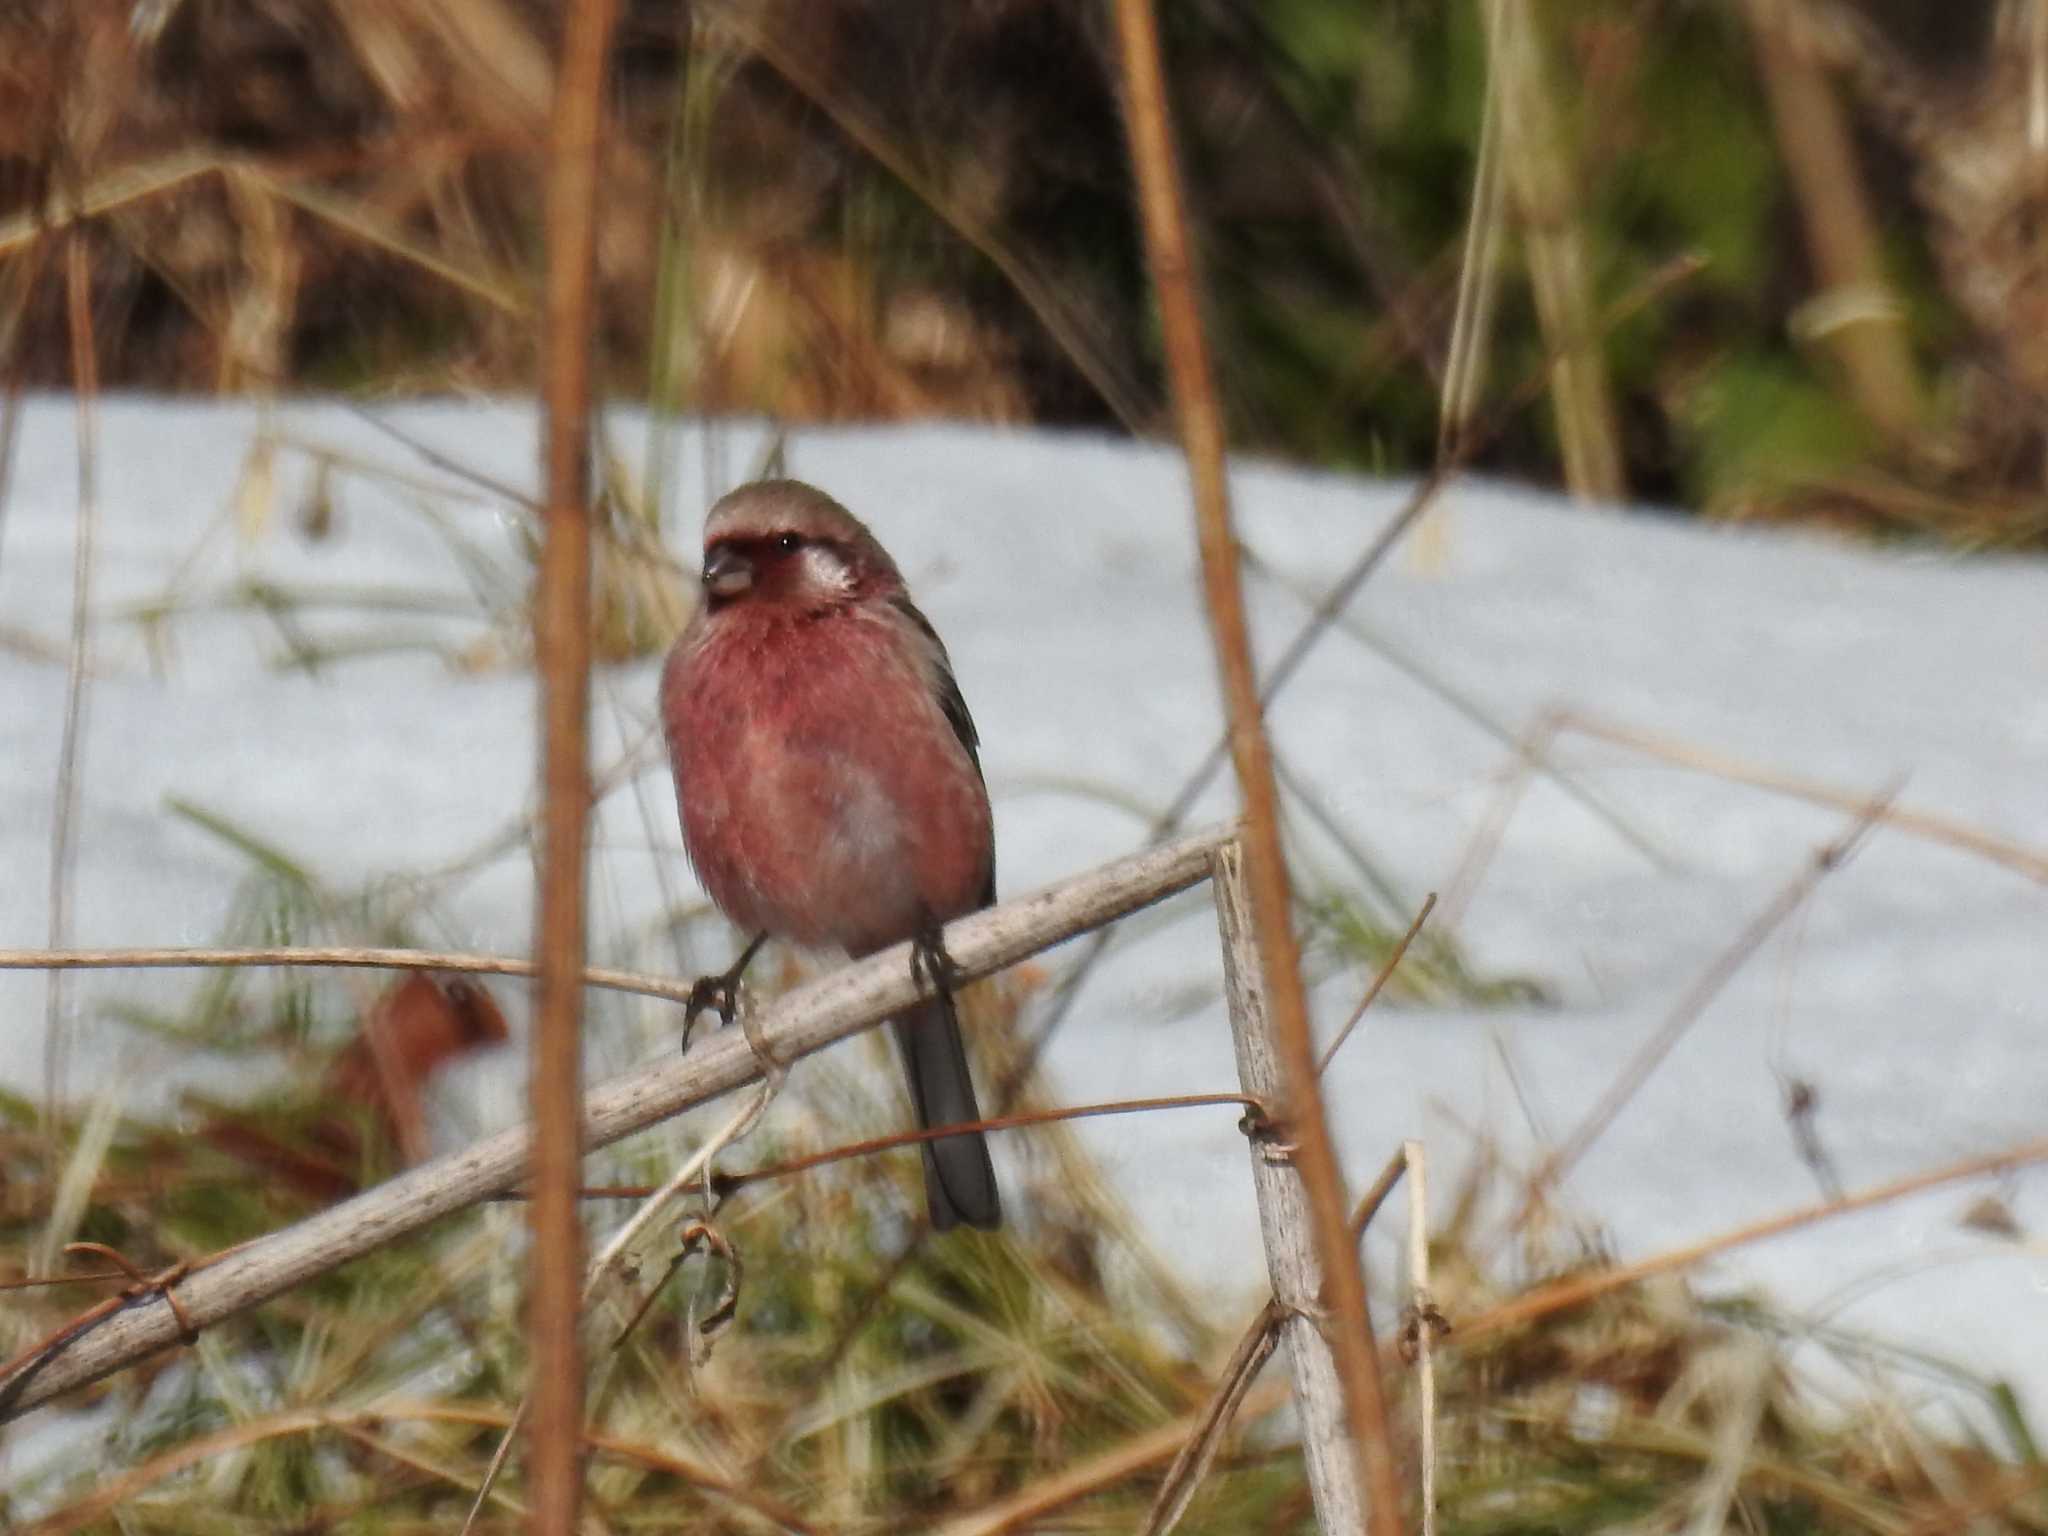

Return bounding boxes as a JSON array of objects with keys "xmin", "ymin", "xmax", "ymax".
[{"xmin": 661, "ymin": 479, "xmax": 1002, "ymax": 1231}]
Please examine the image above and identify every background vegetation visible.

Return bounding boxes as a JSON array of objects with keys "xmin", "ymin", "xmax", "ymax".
[{"xmin": 6, "ymin": 0, "xmax": 2048, "ymax": 541}]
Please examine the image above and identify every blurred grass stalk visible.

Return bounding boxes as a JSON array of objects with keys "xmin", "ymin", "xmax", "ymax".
[
  {"xmin": 640, "ymin": 9, "xmax": 734, "ymax": 538},
  {"xmin": 528, "ymin": 0, "xmax": 614, "ymax": 1525},
  {"xmin": 1741, "ymin": 0, "xmax": 1923, "ymax": 440},
  {"xmin": 43, "ymin": 223, "xmax": 102, "ymax": 1187},
  {"xmin": 1435, "ymin": 0, "xmax": 1507, "ymax": 476},
  {"xmin": 1488, "ymin": 0, "xmax": 1626, "ymax": 505}
]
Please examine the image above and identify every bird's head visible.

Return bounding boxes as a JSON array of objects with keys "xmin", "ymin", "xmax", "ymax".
[{"xmin": 697, "ymin": 479, "xmax": 903, "ymax": 616}]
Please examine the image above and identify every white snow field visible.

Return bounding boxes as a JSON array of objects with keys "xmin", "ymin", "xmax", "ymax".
[{"xmin": 3, "ymin": 397, "xmax": 2044, "ymax": 1433}]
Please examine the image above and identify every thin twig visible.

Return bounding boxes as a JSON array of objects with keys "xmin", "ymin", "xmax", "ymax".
[
  {"xmin": 33, "ymin": 1099, "xmax": 1266, "ymax": 1214},
  {"xmin": 1465, "ymin": 1133, "xmax": 2048, "ymax": 1341},
  {"xmin": 43, "ymin": 229, "xmax": 99, "ymax": 1165},
  {"xmin": 1433, "ymin": 707, "xmax": 1561, "ymax": 932},
  {"xmin": 1557, "ymin": 710, "xmax": 2048, "ymax": 885},
  {"xmin": 715, "ymin": 1092, "xmax": 1261, "ymax": 1193},
  {"xmin": 1140, "ymin": 1298, "xmax": 1286, "ymax": 1536},
  {"xmin": 936, "ymin": 1380, "xmax": 1295, "ymax": 1536},
  {"xmin": 0, "ymin": 946, "xmax": 698, "ymax": 1006},
  {"xmin": 1249, "ymin": 564, "xmax": 1667, "ymax": 871},
  {"xmin": 1317, "ymin": 892, "xmax": 1437, "ymax": 1073},
  {"xmin": 0, "ymin": 1271, "xmax": 131, "ymax": 1291},
  {"xmin": 345, "ymin": 406, "xmax": 543, "ymax": 513},
  {"xmin": 1436, "ymin": 6, "xmax": 1508, "ymax": 470},
  {"xmin": 1515, "ymin": 783, "xmax": 1899, "ymax": 1231},
  {"xmin": 0, "ymin": 825, "xmax": 1232, "ymax": 1421},
  {"xmin": 1112, "ymin": 4, "xmax": 1401, "ymax": 1526},
  {"xmin": 1348, "ymin": 1146, "xmax": 1413, "ymax": 1240}
]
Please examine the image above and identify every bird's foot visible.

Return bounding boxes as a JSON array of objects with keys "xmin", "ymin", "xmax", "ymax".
[
  {"xmin": 909, "ymin": 911, "xmax": 965, "ymax": 1003},
  {"xmin": 682, "ymin": 932, "xmax": 769, "ymax": 1052},
  {"xmin": 683, "ymin": 972, "xmax": 742, "ymax": 1041}
]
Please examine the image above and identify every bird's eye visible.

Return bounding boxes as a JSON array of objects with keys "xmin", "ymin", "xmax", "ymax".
[{"xmin": 774, "ymin": 533, "xmax": 802, "ymax": 554}]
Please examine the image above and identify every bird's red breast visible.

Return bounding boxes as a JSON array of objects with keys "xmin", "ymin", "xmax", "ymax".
[{"xmin": 662, "ymin": 597, "xmax": 992, "ymax": 955}]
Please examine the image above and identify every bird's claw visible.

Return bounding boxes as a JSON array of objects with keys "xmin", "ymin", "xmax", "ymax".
[
  {"xmin": 684, "ymin": 974, "xmax": 741, "ymax": 1037},
  {"xmin": 681, "ymin": 932, "xmax": 770, "ymax": 1054},
  {"xmin": 681, "ymin": 975, "xmax": 744, "ymax": 1056},
  {"xmin": 909, "ymin": 912, "xmax": 965, "ymax": 1002}
]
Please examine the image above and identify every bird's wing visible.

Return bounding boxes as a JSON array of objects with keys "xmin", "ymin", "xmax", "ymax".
[
  {"xmin": 888, "ymin": 593, "xmax": 983, "ymax": 778},
  {"xmin": 888, "ymin": 593, "xmax": 994, "ymax": 907}
]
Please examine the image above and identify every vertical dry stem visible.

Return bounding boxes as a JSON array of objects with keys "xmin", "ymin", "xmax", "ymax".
[
  {"xmin": 1490, "ymin": 0, "xmax": 1625, "ymax": 503},
  {"xmin": 1437, "ymin": 25, "xmax": 1508, "ymax": 470},
  {"xmin": 1110, "ymin": 3, "xmax": 1403, "ymax": 1528},
  {"xmin": 44, "ymin": 232, "xmax": 98, "ymax": 1161},
  {"xmin": 1741, "ymin": 0, "xmax": 1921, "ymax": 436},
  {"xmin": 1212, "ymin": 844, "xmax": 1368, "ymax": 1529},
  {"xmin": 530, "ymin": 0, "xmax": 615, "ymax": 1528},
  {"xmin": 1404, "ymin": 1140, "xmax": 1437, "ymax": 1536}
]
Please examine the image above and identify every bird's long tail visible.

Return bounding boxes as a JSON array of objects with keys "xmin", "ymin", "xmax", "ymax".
[{"xmin": 889, "ymin": 992, "xmax": 1001, "ymax": 1231}]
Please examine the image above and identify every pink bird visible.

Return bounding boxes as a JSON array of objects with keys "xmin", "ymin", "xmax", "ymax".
[{"xmin": 661, "ymin": 479, "xmax": 1002, "ymax": 1230}]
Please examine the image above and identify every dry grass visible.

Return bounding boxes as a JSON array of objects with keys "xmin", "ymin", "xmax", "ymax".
[
  {"xmin": 0, "ymin": 0, "xmax": 1042, "ymax": 421},
  {"xmin": 5, "ymin": 975, "xmax": 2045, "ymax": 1533},
  {"xmin": 2, "ymin": 828, "xmax": 2043, "ymax": 1532}
]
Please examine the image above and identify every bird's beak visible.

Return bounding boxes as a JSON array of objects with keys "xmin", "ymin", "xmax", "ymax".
[{"xmin": 701, "ymin": 544, "xmax": 754, "ymax": 599}]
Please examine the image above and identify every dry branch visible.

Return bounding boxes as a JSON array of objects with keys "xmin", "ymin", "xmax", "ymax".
[
  {"xmin": 529, "ymin": 0, "xmax": 614, "ymax": 1523},
  {"xmin": 1113, "ymin": 2, "xmax": 1402, "ymax": 1525},
  {"xmin": 1210, "ymin": 841, "xmax": 1372, "ymax": 1530},
  {"xmin": 0, "ymin": 824, "xmax": 1232, "ymax": 1422},
  {"xmin": 1139, "ymin": 1142, "xmax": 1419, "ymax": 1534},
  {"xmin": 1404, "ymin": 1140, "xmax": 1439, "ymax": 1536}
]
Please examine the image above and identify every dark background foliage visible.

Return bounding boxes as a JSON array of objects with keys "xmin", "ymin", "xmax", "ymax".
[{"xmin": 3, "ymin": 0, "xmax": 2043, "ymax": 541}]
